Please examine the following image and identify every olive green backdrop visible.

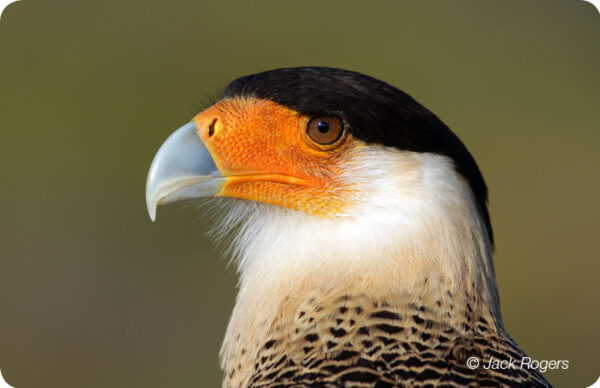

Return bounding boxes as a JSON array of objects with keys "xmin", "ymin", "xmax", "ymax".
[{"xmin": 0, "ymin": 0, "xmax": 598, "ymax": 387}]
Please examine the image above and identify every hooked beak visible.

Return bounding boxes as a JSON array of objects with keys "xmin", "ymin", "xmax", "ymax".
[{"xmin": 145, "ymin": 122, "xmax": 224, "ymax": 221}]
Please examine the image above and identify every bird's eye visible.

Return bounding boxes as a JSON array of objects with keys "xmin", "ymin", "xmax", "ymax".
[{"xmin": 306, "ymin": 116, "xmax": 344, "ymax": 145}]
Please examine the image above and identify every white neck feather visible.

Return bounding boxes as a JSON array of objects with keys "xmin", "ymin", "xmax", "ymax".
[{"xmin": 214, "ymin": 145, "xmax": 499, "ymax": 371}]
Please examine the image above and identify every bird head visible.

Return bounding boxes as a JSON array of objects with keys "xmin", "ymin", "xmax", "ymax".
[
  {"xmin": 146, "ymin": 97, "xmax": 356, "ymax": 220},
  {"xmin": 147, "ymin": 67, "xmax": 490, "ymax": 236},
  {"xmin": 146, "ymin": 68, "xmax": 496, "ymax": 310}
]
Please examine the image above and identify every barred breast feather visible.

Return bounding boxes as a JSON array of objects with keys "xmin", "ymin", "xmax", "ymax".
[{"xmin": 225, "ymin": 292, "xmax": 549, "ymax": 388}]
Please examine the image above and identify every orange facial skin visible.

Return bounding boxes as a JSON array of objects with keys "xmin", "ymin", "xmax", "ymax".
[{"xmin": 192, "ymin": 97, "xmax": 358, "ymax": 216}]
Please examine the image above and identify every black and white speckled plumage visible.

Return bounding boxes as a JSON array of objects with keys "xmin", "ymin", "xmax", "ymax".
[{"xmin": 238, "ymin": 293, "xmax": 549, "ymax": 387}]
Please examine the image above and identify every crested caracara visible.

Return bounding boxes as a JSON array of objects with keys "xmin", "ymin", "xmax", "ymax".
[{"xmin": 145, "ymin": 67, "xmax": 550, "ymax": 387}]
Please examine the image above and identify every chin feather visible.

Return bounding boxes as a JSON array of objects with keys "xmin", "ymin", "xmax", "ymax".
[{"xmin": 201, "ymin": 198, "xmax": 284, "ymax": 268}]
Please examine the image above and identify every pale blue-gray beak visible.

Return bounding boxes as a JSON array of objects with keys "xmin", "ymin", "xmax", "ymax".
[{"xmin": 145, "ymin": 122, "xmax": 224, "ymax": 221}]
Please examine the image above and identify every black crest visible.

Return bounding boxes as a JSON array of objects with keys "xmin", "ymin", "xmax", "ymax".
[{"xmin": 224, "ymin": 67, "xmax": 493, "ymax": 246}]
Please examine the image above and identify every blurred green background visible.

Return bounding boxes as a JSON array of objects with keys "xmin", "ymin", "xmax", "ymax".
[{"xmin": 0, "ymin": 0, "xmax": 598, "ymax": 387}]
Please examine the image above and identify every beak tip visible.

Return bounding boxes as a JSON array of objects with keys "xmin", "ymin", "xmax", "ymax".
[{"xmin": 146, "ymin": 194, "xmax": 158, "ymax": 222}]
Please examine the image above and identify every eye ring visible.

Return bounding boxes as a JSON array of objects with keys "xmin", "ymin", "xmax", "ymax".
[{"xmin": 306, "ymin": 115, "xmax": 345, "ymax": 146}]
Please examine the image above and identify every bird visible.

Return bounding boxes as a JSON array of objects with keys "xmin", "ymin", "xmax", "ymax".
[{"xmin": 145, "ymin": 67, "xmax": 550, "ymax": 387}]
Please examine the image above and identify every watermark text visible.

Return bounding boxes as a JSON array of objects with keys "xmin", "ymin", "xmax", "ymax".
[{"xmin": 466, "ymin": 356, "xmax": 569, "ymax": 373}]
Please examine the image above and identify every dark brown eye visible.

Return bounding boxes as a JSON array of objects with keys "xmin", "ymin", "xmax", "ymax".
[{"xmin": 307, "ymin": 115, "xmax": 344, "ymax": 145}]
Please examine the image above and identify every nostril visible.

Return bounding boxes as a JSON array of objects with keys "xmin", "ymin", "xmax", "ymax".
[{"xmin": 208, "ymin": 119, "xmax": 217, "ymax": 137}]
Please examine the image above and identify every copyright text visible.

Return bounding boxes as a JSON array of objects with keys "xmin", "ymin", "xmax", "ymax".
[{"xmin": 466, "ymin": 356, "xmax": 569, "ymax": 373}]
